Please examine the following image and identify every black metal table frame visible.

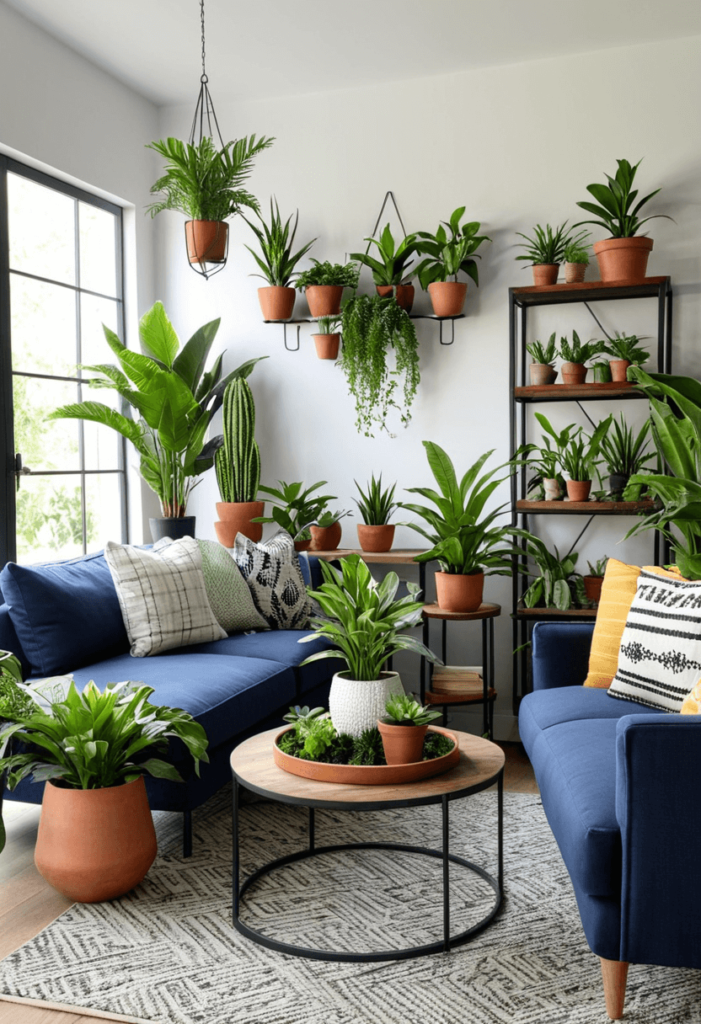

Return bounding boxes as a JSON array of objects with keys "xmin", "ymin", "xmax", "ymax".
[
  {"xmin": 421, "ymin": 613, "xmax": 497, "ymax": 738},
  {"xmin": 232, "ymin": 767, "xmax": 504, "ymax": 963}
]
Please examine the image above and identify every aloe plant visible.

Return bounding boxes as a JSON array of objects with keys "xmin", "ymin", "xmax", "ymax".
[
  {"xmin": 243, "ymin": 199, "xmax": 316, "ymax": 286},
  {"xmin": 215, "ymin": 378, "xmax": 260, "ymax": 504}
]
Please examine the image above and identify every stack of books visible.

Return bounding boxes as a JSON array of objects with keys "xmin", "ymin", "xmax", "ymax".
[{"xmin": 430, "ymin": 665, "xmax": 484, "ymax": 695}]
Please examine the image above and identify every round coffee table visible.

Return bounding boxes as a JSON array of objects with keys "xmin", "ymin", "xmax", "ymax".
[{"xmin": 230, "ymin": 727, "xmax": 504, "ymax": 963}]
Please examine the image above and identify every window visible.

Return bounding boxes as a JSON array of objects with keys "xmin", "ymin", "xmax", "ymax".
[{"xmin": 0, "ymin": 156, "xmax": 127, "ymax": 565}]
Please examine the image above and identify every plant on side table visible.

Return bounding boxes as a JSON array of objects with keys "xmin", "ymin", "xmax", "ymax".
[
  {"xmin": 312, "ymin": 315, "xmax": 342, "ymax": 361},
  {"xmin": 378, "ymin": 693, "xmax": 442, "ymax": 766},
  {"xmin": 559, "ymin": 416, "xmax": 612, "ymax": 501},
  {"xmin": 515, "ymin": 222, "xmax": 588, "ymax": 287},
  {"xmin": 603, "ymin": 332, "xmax": 650, "ymax": 383},
  {"xmin": 214, "ymin": 377, "xmax": 263, "ymax": 547},
  {"xmin": 526, "ymin": 333, "xmax": 558, "ymax": 385},
  {"xmin": 243, "ymin": 198, "xmax": 316, "ymax": 321},
  {"xmin": 599, "ymin": 413, "xmax": 654, "ymax": 497},
  {"xmin": 584, "ymin": 556, "xmax": 609, "ymax": 605},
  {"xmin": 254, "ymin": 479, "xmax": 337, "ymax": 550},
  {"xmin": 558, "ymin": 330, "xmax": 607, "ymax": 384},
  {"xmin": 414, "ymin": 207, "xmax": 491, "ymax": 316},
  {"xmin": 350, "ymin": 223, "xmax": 420, "ymax": 312},
  {"xmin": 295, "ymin": 260, "xmax": 360, "ymax": 318},
  {"xmin": 354, "ymin": 474, "xmax": 398, "ymax": 553}
]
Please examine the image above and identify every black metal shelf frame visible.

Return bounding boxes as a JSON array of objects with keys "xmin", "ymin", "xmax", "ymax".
[{"xmin": 264, "ymin": 312, "xmax": 466, "ymax": 350}]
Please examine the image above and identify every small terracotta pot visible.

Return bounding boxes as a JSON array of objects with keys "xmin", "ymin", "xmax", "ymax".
[
  {"xmin": 609, "ymin": 359, "xmax": 631, "ymax": 383},
  {"xmin": 185, "ymin": 220, "xmax": 228, "ymax": 264},
  {"xmin": 310, "ymin": 522, "xmax": 342, "ymax": 551},
  {"xmin": 561, "ymin": 362, "xmax": 587, "ymax": 385},
  {"xmin": 376, "ymin": 284, "xmax": 415, "ymax": 312},
  {"xmin": 435, "ymin": 571, "xmax": 484, "ymax": 613},
  {"xmin": 529, "ymin": 363, "xmax": 557, "ymax": 385},
  {"xmin": 377, "ymin": 720, "xmax": 429, "ymax": 766},
  {"xmin": 566, "ymin": 480, "xmax": 592, "ymax": 502},
  {"xmin": 34, "ymin": 777, "xmax": 157, "ymax": 903},
  {"xmin": 258, "ymin": 286, "xmax": 295, "ymax": 321},
  {"xmin": 294, "ymin": 539, "xmax": 311, "ymax": 552},
  {"xmin": 305, "ymin": 285, "xmax": 344, "ymax": 318},
  {"xmin": 214, "ymin": 501, "xmax": 264, "ymax": 547},
  {"xmin": 584, "ymin": 575, "xmax": 604, "ymax": 605},
  {"xmin": 532, "ymin": 264, "xmax": 559, "ymax": 286},
  {"xmin": 594, "ymin": 236, "xmax": 653, "ymax": 284},
  {"xmin": 427, "ymin": 281, "xmax": 468, "ymax": 317},
  {"xmin": 564, "ymin": 262, "xmax": 587, "ymax": 284},
  {"xmin": 312, "ymin": 333, "xmax": 340, "ymax": 360},
  {"xmin": 357, "ymin": 523, "xmax": 395, "ymax": 553},
  {"xmin": 609, "ymin": 472, "xmax": 629, "ymax": 498},
  {"xmin": 543, "ymin": 478, "xmax": 563, "ymax": 501}
]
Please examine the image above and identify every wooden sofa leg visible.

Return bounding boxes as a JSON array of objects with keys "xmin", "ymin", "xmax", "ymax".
[{"xmin": 600, "ymin": 958, "xmax": 629, "ymax": 1019}]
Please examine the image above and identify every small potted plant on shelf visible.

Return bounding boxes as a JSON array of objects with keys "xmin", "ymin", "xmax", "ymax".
[
  {"xmin": 604, "ymin": 332, "xmax": 650, "ymax": 383},
  {"xmin": 518, "ymin": 413, "xmax": 579, "ymax": 501},
  {"xmin": 599, "ymin": 413, "xmax": 654, "ymax": 498},
  {"xmin": 254, "ymin": 479, "xmax": 337, "ymax": 551},
  {"xmin": 558, "ymin": 331, "xmax": 607, "ymax": 384},
  {"xmin": 520, "ymin": 535, "xmax": 586, "ymax": 610},
  {"xmin": 350, "ymin": 223, "xmax": 420, "ymax": 312},
  {"xmin": 308, "ymin": 509, "xmax": 353, "ymax": 552},
  {"xmin": 400, "ymin": 442, "xmax": 518, "ymax": 613},
  {"xmin": 515, "ymin": 223, "xmax": 587, "ymax": 286},
  {"xmin": 213, "ymin": 378, "xmax": 263, "ymax": 547},
  {"xmin": 295, "ymin": 260, "xmax": 360, "ymax": 318},
  {"xmin": 377, "ymin": 693, "xmax": 442, "ymax": 766},
  {"xmin": 526, "ymin": 333, "xmax": 558, "ymax": 385},
  {"xmin": 583, "ymin": 556, "xmax": 609, "ymax": 605},
  {"xmin": 311, "ymin": 315, "xmax": 341, "ymax": 360},
  {"xmin": 298, "ymin": 555, "xmax": 439, "ymax": 737},
  {"xmin": 354, "ymin": 474, "xmax": 398, "ymax": 553},
  {"xmin": 559, "ymin": 416, "xmax": 612, "ymax": 502},
  {"xmin": 563, "ymin": 237, "xmax": 591, "ymax": 284},
  {"xmin": 414, "ymin": 208, "xmax": 491, "ymax": 317},
  {"xmin": 243, "ymin": 199, "xmax": 316, "ymax": 321},
  {"xmin": 591, "ymin": 360, "xmax": 613, "ymax": 383},
  {"xmin": 574, "ymin": 158, "xmax": 672, "ymax": 283}
]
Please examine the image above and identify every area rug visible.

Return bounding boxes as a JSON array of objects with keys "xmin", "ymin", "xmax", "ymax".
[{"xmin": 2, "ymin": 789, "xmax": 701, "ymax": 1024}]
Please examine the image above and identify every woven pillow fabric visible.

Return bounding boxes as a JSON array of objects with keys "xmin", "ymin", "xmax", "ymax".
[
  {"xmin": 233, "ymin": 529, "xmax": 311, "ymax": 630},
  {"xmin": 608, "ymin": 569, "xmax": 701, "ymax": 712},
  {"xmin": 104, "ymin": 537, "xmax": 226, "ymax": 657},
  {"xmin": 196, "ymin": 539, "xmax": 268, "ymax": 633}
]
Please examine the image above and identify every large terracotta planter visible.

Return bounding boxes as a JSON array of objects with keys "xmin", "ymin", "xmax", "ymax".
[
  {"xmin": 376, "ymin": 284, "xmax": 415, "ymax": 312},
  {"xmin": 609, "ymin": 359, "xmax": 631, "ymax": 383},
  {"xmin": 329, "ymin": 670, "xmax": 404, "ymax": 738},
  {"xmin": 435, "ymin": 571, "xmax": 484, "ymax": 613},
  {"xmin": 584, "ymin": 575, "xmax": 604, "ymax": 605},
  {"xmin": 529, "ymin": 363, "xmax": 557, "ymax": 385},
  {"xmin": 150, "ymin": 516, "xmax": 196, "ymax": 542},
  {"xmin": 34, "ymin": 777, "xmax": 157, "ymax": 903},
  {"xmin": 214, "ymin": 501, "xmax": 264, "ymax": 547},
  {"xmin": 594, "ymin": 236, "xmax": 653, "ymax": 283},
  {"xmin": 564, "ymin": 262, "xmax": 587, "ymax": 284},
  {"xmin": 532, "ymin": 264, "xmax": 559, "ymax": 286},
  {"xmin": 312, "ymin": 333, "xmax": 340, "ymax": 360},
  {"xmin": 305, "ymin": 285, "xmax": 344, "ymax": 318},
  {"xmin": 357, "ymin": 523, "xmax": 395, "ymax": 553},
  {"xmin": 427, "ymin": 281, "xmax": 468, "ymax": 317},
  {"xmin": 258, "ymin": 286, "xmax": 295, "ymax": 321},
  {"xmin": 561, "ymin": 361, "xmax": 587, "ymax": 385},
  {"xmin": 185, "ymin": 220, "xmax": 228, "ymax": 264},
  {"xmin": 567, "ymin": 480, "xmax": 592, "ymax": 502},
  {"xmin": 377, "ymin": 720, "xmax": 429, "ymax": 766},
  {"xmin": 310, "ymin": 521, "xmax": 342, "ymax": 551}
]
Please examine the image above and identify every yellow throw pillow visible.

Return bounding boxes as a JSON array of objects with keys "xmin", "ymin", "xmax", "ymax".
[{"xmin": 681, "ymin": 680, "xmax": 701, "ymax": 715}]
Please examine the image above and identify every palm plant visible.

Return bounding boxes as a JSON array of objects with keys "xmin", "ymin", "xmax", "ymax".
[
  {"xmin": 605, "ymin": 333, "xmax": 650, "ymax": 365},
  {"xmin": 575, "ymin": 158, "xmax": 670, "ymax": 238},
  {"xmin": 599, "ymin": 414, "xmax": 655, "ymax": 478},
  {"xmin": 559, "ymin": 330, "xmax": 607, "ymax": 365},
  {"xmin": 354, "ymin": 474, "xmax": 397, "ymax": 526},
  {"xmin": 515, "ymin": 223, "xmax": 587, "ymax": 266},
  {"xmin": 254, "ymin": 480, "xmax": 337, "ymax": 541},
  {"xmin": 350, "ymin": 224, "xmax": 420, "ymax": 286},
  {"xmin": 242, "ymin": 199, "xmax": 315, "ymax": 286},
  {"xmin": 414, "ymin": 208, "xmax": 491, "ymax": 288},
  {"xmin": 526, "ymin": 334, "xmax": 557, "ymax": 366},
  {"xmin": 521, "ymin": 535, "xmax": 586, "ymax": 610}
]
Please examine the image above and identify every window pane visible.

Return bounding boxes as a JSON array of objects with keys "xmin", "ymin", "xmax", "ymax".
[
  {"xmin": 16, "ymin": 475, "xmax": 84, "ymax": 564},
  {"xmin": 8, "ymin": 173, "xmax": 76, "ymax": 285},
  {"xmin": 85, "ymin": 473, "xmax": 124, "ymax": 550},
  {"xmin": 13, "ymin": 375, "xmax": 80, "ymax": 471},
  {"xmin": 10, "ymin": 274, "xmax": 77, "ymax": 377},
  {"xmin": 80, "ymin": 294, "xmax": 119, "ymax": 370},
  {"xmin": 79, "ymin": 202, "xmax": 118, "ymax": 297},
  {"xmin": 82, "ymin": 384, "xmax": 121, "ymax": 471}
]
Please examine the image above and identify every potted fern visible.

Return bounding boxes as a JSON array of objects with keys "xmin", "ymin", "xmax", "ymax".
[
  {"xmin": 354, "ymin": 474, "xmax": 398, "ymax": 552},
  {"xmin": 311, "ymin": 315, "xmax": 341, "ymax": 361},
  {"xmin": 558, "ymin": 331, "xmax": 607, "ymax": 384},
  {"xmin": 295, "ymin": 260, "xmax": 360, "ymax": 318},
  {"xmin": 350, "ymin": 223, "xmax": 420, "ymax": 312},
  {"xmin": 214, "ymin": 377, "xmax": 263, "ymax": 548},
  {"xmin": 526, "ymin": 334, "xmax": 558, "ymax": 385},
  {"xmin": 243, "ymin": 199, "xmax": 315, "ymax": 321},
  {"xmin": 604, "ymin": 333, "xmax": 650, "ymax": 382},
  {"xmin": 414, "ymin": 207, "xmax": 491, "ymax": 316}
]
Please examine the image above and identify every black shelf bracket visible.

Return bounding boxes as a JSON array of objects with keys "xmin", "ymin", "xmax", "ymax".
[
  {"xmin": 410, "ymin": 314, "xmax": 465, "ymax": 346},
  {"xmin": 263, "ymin": 318, "xmax": 312, "ymax": 352}
]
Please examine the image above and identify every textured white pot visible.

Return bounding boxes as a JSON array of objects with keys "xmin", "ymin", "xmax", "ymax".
[{"xmin": 328, "ymin": 671, "xmax": 405, "ymax": 739}]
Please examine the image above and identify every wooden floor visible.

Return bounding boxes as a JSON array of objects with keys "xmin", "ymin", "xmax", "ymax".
[{"xmin": 0, "ymin": 742, "xmax": 538, "ymax": 1024}]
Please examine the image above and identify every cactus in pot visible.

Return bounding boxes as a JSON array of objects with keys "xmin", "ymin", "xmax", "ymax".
[{"xmin": 214, "ymin": 378, "xmax": 264, "ymax": 546}]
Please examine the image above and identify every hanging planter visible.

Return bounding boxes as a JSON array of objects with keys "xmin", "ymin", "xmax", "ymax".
[{"xmin": 185, "ymin": 220, "xmax": 228, "ymax": 264}]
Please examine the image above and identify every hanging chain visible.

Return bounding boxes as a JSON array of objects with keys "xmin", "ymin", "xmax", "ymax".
[{"xmin": 200, "ymin": 0, "xmax": 207, "ymax": 81}]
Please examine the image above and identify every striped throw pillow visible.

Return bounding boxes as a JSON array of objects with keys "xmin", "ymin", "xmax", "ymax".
[{"xmin": 608, "ymin": 570, "xmax": 701, "ymax": 712}]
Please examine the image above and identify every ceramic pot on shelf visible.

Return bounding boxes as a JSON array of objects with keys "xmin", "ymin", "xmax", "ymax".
[
  {"xmin": 529, "ymin": 363, "xmax": 558, "ymax": 386},
  {"xmin": 435, "ymin": 571, "xmax": 484, "ymax": 613},
  {"xmin": 592, "ymin": 362, "xmax": 613, "ymax": 383},
  {"xmin": 312, "ymin": 333, "xmax": 340, "ymax": 360},
  {"xmin": 532, "ymin": 264, "xmax": 559, "ymax": 286},
  {"xmin": 328, "ymin": 670, "xmax": 404, "ymax": 738},
  {"xmin": 185, "ymin": 220, "xmax": 228, "ymax": 264},
  {"xmin": 543, "ymin": 478, "xmax": 563, "ymax": 501},
  {"xmin": 566, "ymin": 480, "xmax": 592, "ymax": 502},
  {"xmin": 593, "ymin": 237, "xmax": 653, "ymax": 284},
  {"xmin": 310, "ymin": 522, "xmax": 342, "ymax": 551},
  {"xmin": 377, "ymin": 720, "xmax": 428, "ymax": 766},
  {"xmin": 609, "ymin": 359, "xmax": 631, "ymax": 383},
  {"xmin": 376, "ymin": 284, "xmax": 415, "ymax": 312},
  {"xmin": 214, "ymin": 501, "xmax": 265, "ymax": 547},
  {"xmin": 427, "ymin": 281, "xmax": 467, "ymax": 317},
  {"xmin": 357, "ymin": 524, "xmax": 395, "ymax": 553},
  {"xmin": 258, "ymin": 286, "xmax": 295, "ymax": 321},
  {"xmin": 305, "ymin": 285, "xmax": 344, "ymax": 318},
  {"xmin": 560, "ymin": 362, "xmax": 587, "ymax": 385}
]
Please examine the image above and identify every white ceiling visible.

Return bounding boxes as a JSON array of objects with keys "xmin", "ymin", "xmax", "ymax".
[{"xmin": 5, "ymin": 0, "xmax": 701, "ymax": 107}]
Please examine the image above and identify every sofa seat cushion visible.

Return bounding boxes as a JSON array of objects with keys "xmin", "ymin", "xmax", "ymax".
[
  {"xmin": 519, "ymin": 685, "xmax": 661, "ymax": 752},
  {"xmin": 70, "ymin": 652, "xmax": 296, "ymax": 749}
]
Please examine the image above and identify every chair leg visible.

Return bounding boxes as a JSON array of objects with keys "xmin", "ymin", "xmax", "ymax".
[
  {"xmin": 183, "ymin": 810, "xmax": 192, "ymax": 858},
  {"xmin": 600, "ymin": 958, "xmax": 629, "ymax": 1020}
]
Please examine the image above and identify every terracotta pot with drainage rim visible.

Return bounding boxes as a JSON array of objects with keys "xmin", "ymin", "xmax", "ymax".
[
  {"xmin": 594, "ymin": 237, "xmax": 653, "ymax": 284},
  {"xmin": 258, "ymin": 286, "xmax": 295, "ymax": 321},
  {"xmin": 427, "ymin": 281, "xmax": 467, "ymax": 317},
  {"xmin": 561, "ymin": 362, "xmax": 588, "ymax": 385},
  {"xmin": 532, "ymin": 264, "xmax": 559, "ymax": 287}
]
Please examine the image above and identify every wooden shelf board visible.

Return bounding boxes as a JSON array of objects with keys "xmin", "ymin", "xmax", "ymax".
[
  {"xmin": 510, "ymin": 276, "xmax": 669, "ymax": 307},
  {"xmin": 516, "ymin": 605, "xmax": 597, "ymax": 619},
  {"xmin": 514, "ymin": 383, "xmax": 646, "ymax": 403},
  {"xmin": 425, "ymin": 688, "xmax": 497, "ymax": 705},
  {"xmin": 516, "ymin": 499, "xmax": 654, "ymax": 516},
  {"xmin": 422, "ymin": 602, "xmax": 501, "ymax": 621},
  {"xmin": 309, "ymin": 548, "xmax": 429, "ymax": 565}
]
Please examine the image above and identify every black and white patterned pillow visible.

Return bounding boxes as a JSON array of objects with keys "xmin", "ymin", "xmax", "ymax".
[
  {"xmin": 608, "ymin": 569, "xmax": 701, "ymax": 712},
  {"xmin": 233, "ymin": 530, "xmax": 311, "ymax": 630}
]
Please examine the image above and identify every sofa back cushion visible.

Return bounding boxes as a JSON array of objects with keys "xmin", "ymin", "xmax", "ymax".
[
  {"xmin": 0, "ymin": 603, "xmax": 31, "ymax": 679},
  {"xmin": 0, "ymin": 551, "xmax": 129, "ymax": 677}
]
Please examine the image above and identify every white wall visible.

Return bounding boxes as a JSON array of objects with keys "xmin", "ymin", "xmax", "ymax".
[{"xmin": 157, "ymin": 34, "xmax": 701, "ymax": 735}]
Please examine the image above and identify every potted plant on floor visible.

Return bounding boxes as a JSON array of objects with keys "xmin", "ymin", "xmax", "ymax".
[
  {"xmin": 603, "ymin": 332, "xmax": 650, "ymax": 382},
  {"xmin": 521, "ymin": 536, "xmax": 586, "ymax": 610},
  {"xmin": 354, "ymin": 474, "xmax": 397, "ymax": 552},
  {"xmin": 575, "ymin": 158, "xmax": 672, "ymax": 283},
  {"xmin": 298, "ymin": 554, "xmax": 439, "ymax": 737},
  {"xmin": 583, "ymin": 556, "xmax": 609, "ymax": 605},
  {"xmin": 515, "ymin": 223, "xmax": 587, "ymax": 286},
  {"xmin": 308, "ymin": 509, "xmax": 353, "ymax": 552},
  {"xmin": 48, "ymin": 302, "xmax": 265, "ymax": 541},
  {"xmin": 311, "ymin": 315, "xmax": 342, "ymax": 360},
  {"xmin": 563, "ymin": 237, "xmax": 590, "ymax": 284},
  {"xmin": 350, "ymin": 223, "xmax": 420, "ymax": 312},
  {"xmin": 599, "ymin": 413, "xmax": 654, "ymax": 497},
  {"xmin": 400, "ymin": 442, "xmax": 518, "ymax": 613},
  {"xmin": 557, "ymin": 331, "xmax": 607, "ymax": 384},
  {"xmin": 295, "ymin": 260, "xmax": 360, "ymax": 318},
  {"xmin": 526, "ymin": 334, "xmax": 558, "ymax": 385},
  {"xmin": 377, "ymin": 693, "xmax": 442, "ymax": 766},
  {"xmin": 559, "ymin": 417, "xmax": 612, "ymax": 501},
  {"xmin": 213, "ymin": 377, "xmax": 263, "ymax": 547},
  {"xmin": 254, "ymin": 479, "xmax": 337, "ymax": 550},
  {"xmin": 0, "ymin": 675, "xmax": 208, "ymax": 900},
  {"xmin": 147, "ymin": 134, "xmax": 274, "ymax": 266},
  {"xmin": 339, "ymin": 294, "xmax": 420, "ymax": 437},
  {"xmin": 243, "ymin": 199, "xmax": 316, "ymax": 321},
  {"xmin": 414, "ymin": 207, "xmax": 491, "ymax": 316}
]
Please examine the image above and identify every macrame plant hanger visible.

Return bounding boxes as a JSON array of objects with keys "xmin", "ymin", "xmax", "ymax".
[{"xmin": 185, "ymin": 0, "xmax": 229, "ymax": 280}]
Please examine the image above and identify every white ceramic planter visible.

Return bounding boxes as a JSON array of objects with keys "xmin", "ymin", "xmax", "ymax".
[{"xmin": 328, "ymin": 670, "xmax": 404, "ymax": 739}]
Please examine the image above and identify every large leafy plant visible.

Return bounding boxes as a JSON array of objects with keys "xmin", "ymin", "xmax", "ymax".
[
  {"xmin": 243, "ymin": 199, "xmax": 315, "ymax": 287},
  {"xmin": 350, "ymin": 224, "xmax": 420, "ymax": 286},
  {"xmin": 48, "ymin": 302, "xmax": 264, "ymax": 517},
  {"xmin": 575, "ymin": 158, "xmax": 670, "ymax": 238},
  {"xmin": 146, "ymin": 135, "xmax": 274, "ymax": 222},
  {"xmin": 400, "ymin": 442, "xmax": 517, "ymax": 575},
  {"xmin": 298, "ymin": 554, "xmax": 438, "ymax": 681},
  {"xmin": 254, "ymin": 479, "xmax": 337, "ymax": 541},
  {"xmin": 414, "ymin": 207, "xmax": 490, "ymax": 288}
]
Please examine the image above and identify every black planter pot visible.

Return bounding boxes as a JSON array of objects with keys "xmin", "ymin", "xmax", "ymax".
[
  {"xmin": 609, "ymin": 473, "xmax": 629, "ymax": 499},
  {"xmin": 149, "ymin": 516, "xmax": 196, "ymax": 542}
]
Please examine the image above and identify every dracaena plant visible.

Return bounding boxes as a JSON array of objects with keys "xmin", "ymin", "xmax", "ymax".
[
  {"xmin": 559, "ymin": 417, "xmax": 613, "ymax": 482},
  {"xmin": 521, "ymin": 535, "xmax": 586, "ymax": 610},
  {"xmin": 526, "ymin": 333, "xmax": 557, "ymax": 366},
  {"xmin": 587, "ymin": 556, "xmax": 609, "ymax": 578},
  {"xmin": 350, "ymin": 224, "xmax": 420, "ymax": 287},
  {"xmin": 558, "ymin": 330, "xmax": 607, "ymax": 365},
  {"xmin": 253, "ymin": 480, "xmax": 337, "ymax": 541},
  {"xmin": 604, "ymin": 333, "xmax": 650, "ymax": 366},
  {"xmin": 298, "ymin": 554, "xmax": 439, "ymax": 681},
  {"xmin": 242, "ymin": 198, "xmax": 316, "ymax": 286},
  {"xmin": 414, "ymin": 208, "xmax": 491, "ymax": 289},
  {"xmin": 515, "ymin": 223, "xmax": 588, "ymax": 266},
  {"xmin": 48, "ymin": 302, "xmax": 264, "ymax": 517},
  {"xmin": 354, "ymin": 474, "xmax": 397, "ymax": 526},
  {"xmin": 575, "ymin": 158, "xmax": 671, "ymax": 238}
]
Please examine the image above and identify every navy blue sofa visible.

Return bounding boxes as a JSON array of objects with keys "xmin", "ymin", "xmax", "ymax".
[
  {"xmin": 0, "ymin": 549, "xmax": 340, "ymax": 856},
  {"xmin": 520, "ymin": 621, "xmax": 701, "ymax": 1019}
]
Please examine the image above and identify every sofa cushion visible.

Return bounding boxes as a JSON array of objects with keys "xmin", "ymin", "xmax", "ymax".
[
  {"xmin": 70, "ymin": 652, "xmax": 296, "ymax": 749},
  {"xmin": 583, "ymin": 559, "xmax": 642, "ymax": 689},
  {"xmin": 196, "ymin": 539, "xmax": 268, "ymax": 633},
  {"xmin": 0, "ymin": 552, "xmax": 129, "ymax": 677},
  {"xmin": 233, "ymin": 530, "xmax": 311, "ymax": 630},
  {"xmin": 519, "ymin": 685, "xmax": 660, "ymax": 752}
]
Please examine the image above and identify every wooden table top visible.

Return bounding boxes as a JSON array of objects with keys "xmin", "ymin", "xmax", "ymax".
[
  {"xmin": 422, "ymin": 602, "xmax": 501, "ymax": 621},
  {"xmin": 309, "ymin": 548, "xmax": 429, "ymax": 565},
  {"xmin": 231, "ymin": 727, "xmax": 505, "ymax": 810}
]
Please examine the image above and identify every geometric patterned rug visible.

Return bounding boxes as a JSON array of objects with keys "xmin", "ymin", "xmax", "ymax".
[{"xmin": 1, "ymin": 789, "xmax": 700, "ymax": 1024}]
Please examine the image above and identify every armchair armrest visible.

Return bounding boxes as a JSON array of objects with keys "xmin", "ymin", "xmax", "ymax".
[
  {"xmin": 531, "ymin": 621, "xmax": 594, "ymax": 690},
  {"xmin": 616, "ymin": 714, "xmax": 701, "ymax": 969}
]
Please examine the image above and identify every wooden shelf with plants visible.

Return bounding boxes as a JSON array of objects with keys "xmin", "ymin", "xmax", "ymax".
[{"xmin": 516, "ymin": 499, "xmax": 655, "ymax": 515}]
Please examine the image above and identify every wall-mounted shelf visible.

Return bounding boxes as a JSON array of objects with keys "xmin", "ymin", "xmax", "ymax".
[
  {"xmin": 263, "ymin": 318, "xmax": 314, "ymax": 352},
  {"xmin": 514, "ymin": 383, "xmax": 646, "ymax": 403},
  {"xmin": 516, "ymin": 499, "xmax": 655, "ymax": 516},
  {"xmin": 410, "ymin": 313, "xmax": 465, "ymax": 346}
]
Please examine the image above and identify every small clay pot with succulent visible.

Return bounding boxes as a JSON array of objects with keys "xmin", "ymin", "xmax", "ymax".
[
  {"xmin": 378, "ymin": 693, "xmax": 442, "ymax": 766},
  {"xmin": 526, "ymin": 333, "xmax": 558, "ymax": 386},
  {"xmin": 558, "ymin": 331, "xmax": 607, "ymax": 385}
]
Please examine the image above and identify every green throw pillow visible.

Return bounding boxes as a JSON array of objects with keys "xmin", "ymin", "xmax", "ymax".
[{"xmin": 197, "ymin": 539, "xmax": 268, "ymax": 634}]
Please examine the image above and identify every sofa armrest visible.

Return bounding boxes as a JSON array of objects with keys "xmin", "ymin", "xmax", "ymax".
[
  {"xmin": 616, "ymin": 714, "xmax": 701, "ymax": 968},
  {"xmin": 531, "ymin": 621, "xmax": 594, "ymax": 690}
]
